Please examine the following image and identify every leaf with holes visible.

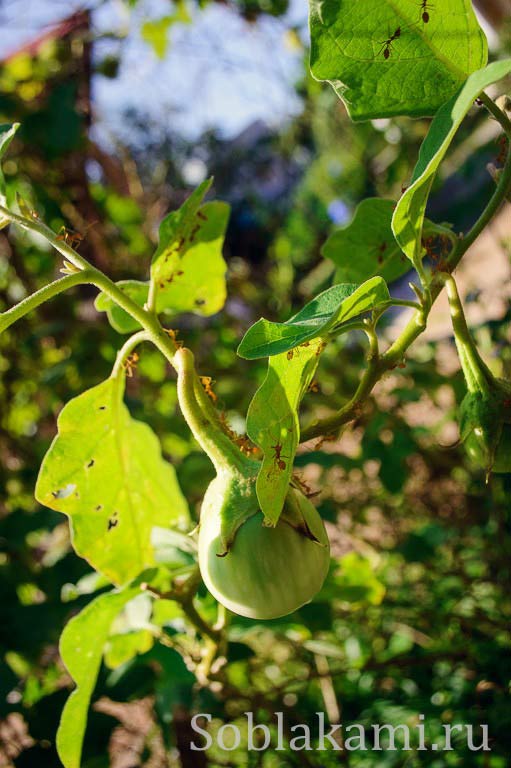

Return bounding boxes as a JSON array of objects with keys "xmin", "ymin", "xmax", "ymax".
[
  {"xmin": 238, "ymin": 277, "xmax": 391, "ymax": 359},
  {"xmin": 35, "ymin": 376, "xmax": 189, "ymax": 585},
  {"xmin": 324, "ymin": 198, "xmax": 455, "ymax": 283},
  {"xmin": 150, "ymin": 179, "xmax": 229, "ymax": 317},
  {"xmin": 57, "ymin": 586, "xmax": 139, "ymax": 768},
  {"xmin": 309, "ymin": 0, "xmax": 487, "ymax": 121},
  {"xmin": 392, "ymin": 59, "xmax": 511, "ymax": 264},
  {"xmin": 247, "ymin": 339, "xmax": 324, "ymax": 525}
]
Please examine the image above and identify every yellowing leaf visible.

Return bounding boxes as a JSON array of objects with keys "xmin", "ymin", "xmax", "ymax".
[{"xmin": 35, "ymin": 377, "xmax": 189, "ymax": 585}]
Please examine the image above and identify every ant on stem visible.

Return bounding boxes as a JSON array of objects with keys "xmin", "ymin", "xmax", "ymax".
[{"xmin": 56, "ymin": 221, "xmax": 96, "ymax": 250}]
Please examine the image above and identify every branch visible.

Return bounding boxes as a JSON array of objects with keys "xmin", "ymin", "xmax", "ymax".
[{"xmin": 301, "ymin": 95, "xmax": 511, "ymax": 442}]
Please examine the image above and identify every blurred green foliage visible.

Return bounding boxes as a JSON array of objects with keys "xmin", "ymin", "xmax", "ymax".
[{"xmin": 0, "ymin": 4, "xmax": 510, "ymax": 767}]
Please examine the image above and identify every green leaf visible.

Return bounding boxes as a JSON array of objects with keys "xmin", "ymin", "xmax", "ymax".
[
  {"xmin": 57, "ymin": 586, "xmax": 139, "ymax": 768},
  {"xmin": 150, "ymin": 179, "xmax": 230, "ymax": 317},
  {"xmin": 238, "ymin": 277, "xmax": 391, "ymax": 359},
  {"xmin": 246, "ymin": 339, "xmax": 323, "ymax": 524},
  {"xmin": 141, "ymin": 4, "xmax": 191, "ymax": 58},
  {"xmin": 334, "ymin": 552, "xmax": 385, "ymax": 606},
  {"xmin": 0, "ymin": 123, "xmax": 19, "ymax": 224},
  {"xmin": 35, "ymin": 377, "xmax": 189, "ymax": 585},
  {"xmin": 323, "ymin": 199, "xmax": 411, "ymax": 284},
  {"xmin": 309, "ymin": 0, "xmax": 487, "ymax": 121},
  {"xmin": 324, "ymin": 199, "xmax": 455, "ymax": 284},
  {"xmin": 94, "ymin": 279, "xmax": 149, "ymax": 334},
  {"xmin": 392, "ymin": 59, "xmax": 511, "ymax": 264}
]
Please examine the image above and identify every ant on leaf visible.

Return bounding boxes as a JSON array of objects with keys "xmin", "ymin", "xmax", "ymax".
[
  {"xmin": 418, "ymin": 0, "xmax": 434, "ymax": 23},
  {"xmin": 378, "ymin": 26, "xmax": 401, "ymax": 60},
  {"xmin": 270, "ymin": 441, "xmax": 287, "ymax": 472}
]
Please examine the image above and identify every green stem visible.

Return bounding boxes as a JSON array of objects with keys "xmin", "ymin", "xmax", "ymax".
[
  {"xmin": 441, "ymin": 274, "xmax": 493, "ymax": 393},
  {"xmin": 0, "ymin": 204, "xmax": 245, "ymax": 471},
  {"xmin": 301, "ymin": 96, "xmax": 511, "ymax": 442},
  {"xmin": 0, "ymin": 271, "xmax": 90, "ymax": 334},
  {"xmin": 111, "ymin": 331, "xmax": 151, "ymax": 379},
  {"xmin": 174, "ymin": 346, "xmax": 249, "ymax": 473}
]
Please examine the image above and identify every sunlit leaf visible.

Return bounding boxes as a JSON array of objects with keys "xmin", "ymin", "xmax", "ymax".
[
  {"xmin": 238, "ymin": 277, "xmax": 391, "ymax": 359},
  {"xmin": 35, "ymin": 376, "xmax": 189, "ymax": 585},
  {"xmin": 392, "ymin": 59, "xmax": 511, "ymax": 264},
  {"xmin": 247, "ymin": 339, "xmax": 323, "ymax": 524},
  {"xmin": 150, "ymin": 179, "xmax": 229, "ymax": 317},
  {"xmin": 57, "ymin": 587, "xmax": 139, "ymax": 768},
  {"xmin": 309, "ymin": 0, "xmax": 487, "ymax": 121}
]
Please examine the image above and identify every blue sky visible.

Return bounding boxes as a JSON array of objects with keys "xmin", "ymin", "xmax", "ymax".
[{"xmin": 0, "ymin": 0, "xmax": 307, "ymax": 141}]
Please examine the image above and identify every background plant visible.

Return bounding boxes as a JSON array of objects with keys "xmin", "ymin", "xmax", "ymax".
[{"xmin": 1, "ymin": 1, "xmax": 511, "ymax": 766}]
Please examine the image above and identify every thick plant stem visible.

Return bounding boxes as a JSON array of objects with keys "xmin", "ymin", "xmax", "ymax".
[
  {"xmin": 301, "ymin": 95, "xmax": 511, "ymax": 442},
  {"xmin": 174, "ymin": 347, "xmax": 249, "ymax": 473},
  {"xmin": 441, "ymin": 275, "xmax": 494, "ymax": 393}
]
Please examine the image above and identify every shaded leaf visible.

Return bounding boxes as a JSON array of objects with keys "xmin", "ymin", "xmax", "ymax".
[
  {"xmin": 247, "ymin": 339, "xmax": 323, "ymax": 524},
  {"xmin": 57, "ymin": 587, "xmax": 139, "ymax": 768},
  {"xmin": 150, "ymin": 179, "xmax": 229, "ymax": 317},
  {"xmin": 0, "ymin": 123, "xmax": 19, "ymax": 225},
  {"xmin": 309, "ymin": 0, "xmax": 487, "ymax": 121},
  {"xmin": 94, "ymin": 279, "xmax": 148, "ymax": 334},
  {"xmin": 323, "ymin": 198, "xmax": 451, "ymax": 284},
  {"xmin": 35, "ymin": 376, "xmax": 189, "ymax": 585},
  {"xmin": 392, "ymin": 59, "xmax": 511, "ymax": 264},
  {"xmin": 238, "ymin": 278, "xmax": 390, "ymax": 359}
]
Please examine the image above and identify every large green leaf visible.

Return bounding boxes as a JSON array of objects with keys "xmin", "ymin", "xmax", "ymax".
[
  {"xmin": 35, "ymin": 376, "xmax": 189, "ymax": 585},
  {"xmin": 392, "ymin": 59, "xmax": 511, "ymax": 264},
  {"xmin": 94, "ymin": 279, "xmax": 149, "ymax": 334},
  {"xmin": 150, "ymin": 179, "xmax": 229, "ymax": 317},
  {"xmin": 324, "ymin": 198, "xmax": 455, "ymax": 283},
  {"xmin": 238, "ymin": 277, "xmax": 391, "ymax": 359},
  {"xmin": 309, "ymin": 0, "xmax": 487, "ymax": 121},
  {"xmin": 247, "ymin": 339, "xmax": 324, "ymax": 525},
  {"xmin": 57, "ymin": 587, "xmax": 139, "ymax": 768},
  {"xmin": 323, "ymin": 199, "xmax": 411, "ymax": 284}
]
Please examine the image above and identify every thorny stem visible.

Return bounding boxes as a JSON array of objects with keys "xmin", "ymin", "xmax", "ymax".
[{"xmin": 301, "ymin": 94, "xmax": 511, "ymax": 442}]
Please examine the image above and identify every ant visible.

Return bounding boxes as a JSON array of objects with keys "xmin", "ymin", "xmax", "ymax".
[
  {"xmin": 378, "ymin": 26, "xmax": 401, "ymax": 60},
  {"xmin": 377, "ymin": 241, "xmax": 387, "ymax": 264},
  {"xmin": 496, "ymin": 135, "xmax": 508, "ymax": 166},
  {"xmin": 163, "ymin": 328, "xmax": 183, "ymax": 350},
  {"xmin": 123, "ymin": 352, "xmax": 139, "ymax": 377},
  {"xmin": 418, "ymin": 0, "xmax": 433, "ymax": 23},
  {"xmin": 56, "ymin": 221, "xmax": 96, "ymax": 250},
  {"xmin": 200, "ymin": 376, "xmax": 217, "ymax": 403},
  {"xmin": 271, "ymin": 442, "xmax": 287, "ymax": 471}
]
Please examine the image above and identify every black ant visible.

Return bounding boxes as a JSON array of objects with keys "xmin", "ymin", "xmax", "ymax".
[
  {"xmin": 378, "ymin": 26, "xmax": 401, "ymax": 60},
  {"xmin": 419, "ymin": 1, "xmax": 433, "ymax": 23}
]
